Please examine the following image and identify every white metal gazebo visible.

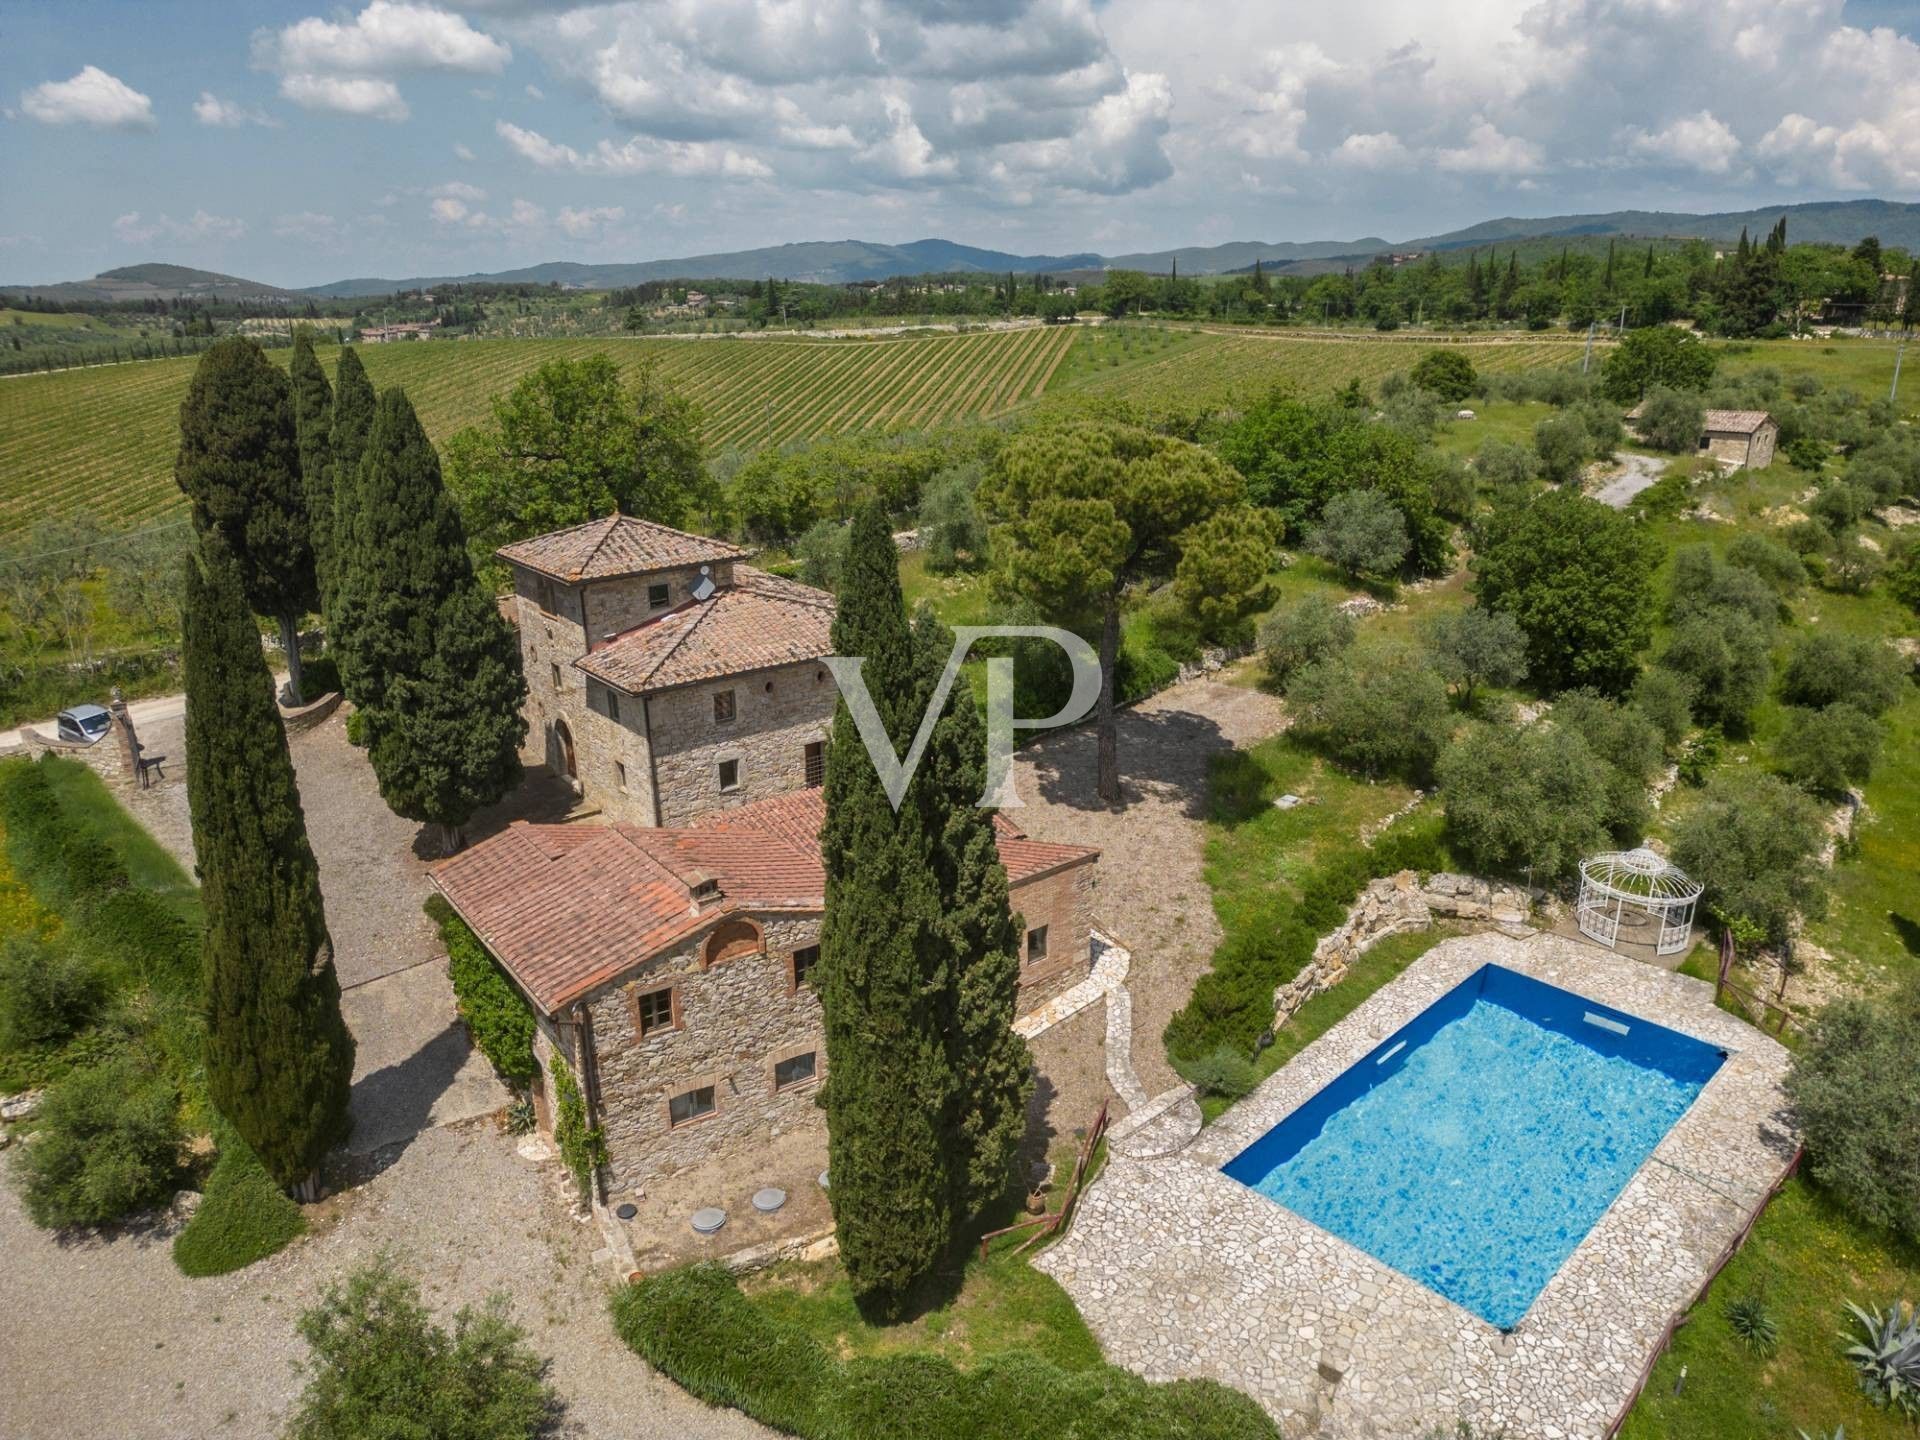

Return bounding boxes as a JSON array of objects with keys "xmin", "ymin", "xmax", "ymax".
[{"xmin": 1576, "ymin": 848, "xmax": 1703, "ymax": 957}]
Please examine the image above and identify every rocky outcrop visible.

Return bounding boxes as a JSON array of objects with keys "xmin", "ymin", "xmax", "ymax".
[
  {"xmin": 1174, "ymin": 641, "xmax": 1254, "ymax": 686},
  {"xmin": 1271, "ymin": 871, "xmax": 1532, "ymax": 1026}
]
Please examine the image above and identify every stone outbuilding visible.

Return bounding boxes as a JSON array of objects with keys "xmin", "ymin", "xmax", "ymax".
[
  {"xmin": 1630, "ymin": 405, "xmax": 1778, "ymax": 469},
  {"xmin": 498, "ymin": 514, "xmax": 838, "ymax": 828},
  {"xmin": 431, "ymin": 788, "xmax": 1100, "ymax": 1196}
]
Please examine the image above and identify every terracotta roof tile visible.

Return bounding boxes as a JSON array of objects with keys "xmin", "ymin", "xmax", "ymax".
[
  {"xmin": 496, "ymin": 514, "xmax": 747, "ymax": 582},
  {"xmin": 431, "ymin": 791, "xmax": 1098, "ymax": 1013},
  {"xmin": 1701, "ymin": 409, "xmax": 1774, "ymax": 435},
  {"xmin": 574, "ymin": 565, "xmax": 835, "ymax": 695}
]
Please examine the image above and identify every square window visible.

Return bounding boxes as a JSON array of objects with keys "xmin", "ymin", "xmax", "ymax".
[
  {"xmin": 648, "ymin": 581, "xmax": 671, "ymax": 609},
  {"xmin": 550, "ymin": 662, "xmax": 563, "ymax": 691},
  {"xmin": 791, "ymin": 944, "xmax": 820, "ymax": 989},
  {"xmin": 668, "ymin": 1085, "xmax": 716, "ymax": 1127},
  {"xmin": 774, "ymin": 1051, "xmax": 817, "ymax": 1091},
  {"xmin": 713, "ymin": 689, "xmax": 737, "ymax": 724},
  {"xmin": 636, "ymin": 986, "xmax": 673, "ymax": 1036},
  {"xmin": 1026, "ymin": 925, "xmax": 1049, "ymax": 963},
  {"xmin": 804, "ymin": 741, "xmax": 825, "ymax": 788},
  {"xmin": 718, "ymin": 759, "xmax": 741, "ymax": 791},
  {"xmin": 615, "ymin": 760, "xmax": 628, "ymax": 792}
]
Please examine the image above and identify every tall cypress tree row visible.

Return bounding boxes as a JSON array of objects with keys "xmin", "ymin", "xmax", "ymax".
[
  {"xmin": 326, "ymin": 348, "xmax": 377, "ymax": 703},
  {"xmin": 909, "ymin": 606, "xmax": 1032, "ymax": 1221},
  {"xmin": 818, "ymin": 505, "xmax": 953, "ymax": 1316},
  {"xmin": 354, "ymin": 390, "xmax": 528, "ymax": 852},
  {"xmin": 288, "ymin": 330, "xmax": 336, "ymax": 619},
  {"xmin": 174, "ymin": 337, "xmax": 319, "ymax": 705},
  {"xmin": 183, "ymin": 533, "xmax": 355, "ymax": 1196}
]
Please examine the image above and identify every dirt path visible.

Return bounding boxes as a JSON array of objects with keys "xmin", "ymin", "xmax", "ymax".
[
  {"xmin": 1591, "ymin": 451, "xmax": 1666, "ymax": 508},
  {"xmin": 1009, "ymin": 671, "xmax": 1288, "ymax": 1097}
]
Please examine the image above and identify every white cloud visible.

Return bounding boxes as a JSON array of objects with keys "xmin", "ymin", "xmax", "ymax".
[
  {"xmin": 433, "ymin": 180, "xmax": 487, "ymax": 201},
  {"xmin": 280, "ymin": 74, "xmax": 409, "ymax": 121},
  {"xmin": 557, "ymin": 204, "xmax": 624, "ymax": 239},
  {"xmin": 272, "ymin": 211, "xmax": 343, "ymax": 245},
  {"xmin": 430, "ymin": 196, "xmax": 474, "ymax": 224},
  {"xmin": 112, "ymin": 210, "xmax": 246, "ymax": 247},
  {"xmin": 259, "ymin": 1, "xmax": 509, "ymax": 124},
  {"xmin": 21, "ymin": 66, "xmax": 155, "ymax": 130},
  {"xmin": 1333, "ymin": 131, "xmax": 1411, "ymax": 170},
  {"xmin": 1435, "ymin": 119, "xmax": 1544, "ymax": 175},
  {"xmin": 524, "ymin": 84, "xmax": 544, "ymax": 101},
  {"xmin": 265, "ymin": 2, "xmax": 509, "ymax": 76},
  {"xmin": 1621, "ymin": 110, "xmax": 1742, "ymax": 175},
  {"xmin": 194, "ymin": 92, "xmax": 278, "ymax": 128},
  {"xmin": 454, "ymin": 142, "xmax": 476, "ymax": 161},
  {"xmin": 496, "ymin": 120, "xmax": 773, "ymax": 179}
]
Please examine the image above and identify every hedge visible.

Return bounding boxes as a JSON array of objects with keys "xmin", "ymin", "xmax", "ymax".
[
  {"xmin": 1162, "ymin": 811, "xmax": 1452, "ymax": 1065},
  {"xmin": 424, "ymin": 893, "xmax": 537, "ymax": 1085},
  {"xmin": 173, "ymin": 1116, "xmax": 306, "ymax": 1276},
  {"xmin": 611, "ymin": 1263, "xmax": 1278, "ymax": 1440}
]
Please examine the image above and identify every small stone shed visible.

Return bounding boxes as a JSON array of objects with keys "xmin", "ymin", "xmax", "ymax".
[
  {"xmin": 431, "ymin": 787, "xmax": 1099, "ymax": 1198},
  {"xmin": 1630, "ymin": 405, "xmax": 1778, "ymax": 470}
]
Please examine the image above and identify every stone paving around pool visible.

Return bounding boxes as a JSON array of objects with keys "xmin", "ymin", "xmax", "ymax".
[{"xmin": 1036, "ymin": 929, "xmax": 1799, "ymax": 1440}]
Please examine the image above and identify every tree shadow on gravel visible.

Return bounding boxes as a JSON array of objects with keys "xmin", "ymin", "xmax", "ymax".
[
  {"xmin": 1019, "ymin": 705, "xmax": 1231, "ymax": 820},
  {"xmin": 345, "ymin": 1020, "xmax": 473, "ymax": 1165},
  {"xmin": 417, "ymin": 765, "xmax": 580, "ymax": 861}
]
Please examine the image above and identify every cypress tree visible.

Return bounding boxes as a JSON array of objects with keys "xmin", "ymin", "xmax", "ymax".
[
  {"xmin": 326, "ymin": 348, "xmax": 377, "ymax": 700},
  {"xmin": 174, "ymin": 337, "xmax": 319, "ymax": 705},
  {"xmin": 357, "ymin": 390, "xmax": 528, "ymax": 852},
  {"xmin": 184, "ymin": 533, "xmax": 354, "ymax": 1196},
  {"xmin": 818, "ymin": 505, "xmax": 952, "ymax": 1316},
  {"xmin": 909, "ymin": 606, "xmax": 1032, "ymax": 1221},
  {"xmin": 288, "ymin": 330, "xmax": 335, "ymax": 620}
]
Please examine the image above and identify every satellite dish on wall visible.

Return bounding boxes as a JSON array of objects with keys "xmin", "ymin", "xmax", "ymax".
[{"xmin": 692, "ymin": 568, "xmax": 716, "ymax": 602}]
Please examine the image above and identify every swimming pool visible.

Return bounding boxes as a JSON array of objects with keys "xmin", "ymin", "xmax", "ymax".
[{"xmin": 1221, "ymin": 963, "xmax": 1725, "ymax": 1329}]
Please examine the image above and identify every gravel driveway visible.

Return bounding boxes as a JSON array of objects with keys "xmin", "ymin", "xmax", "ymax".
[{"xmin": 1009, "ymin": 671, "xmax": 1287, "ymax": 1097}]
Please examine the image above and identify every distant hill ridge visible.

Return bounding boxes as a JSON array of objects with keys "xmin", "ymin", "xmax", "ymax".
[{"xmin": 6, "ymin": 199, "xmax": 1914, "ymax": 302}]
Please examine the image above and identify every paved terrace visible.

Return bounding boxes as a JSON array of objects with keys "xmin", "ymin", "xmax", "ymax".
[{"xmin": 1037, "ymin": 930, "xmax": 1799, "ymax": 1440}]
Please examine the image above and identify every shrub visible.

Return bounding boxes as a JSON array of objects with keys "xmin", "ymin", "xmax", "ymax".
[
  {"xmin": 1841, "ymin": 1301, "xmax": 1920, "ymax": 1417},
  {"xmin": 1726, "ymin": 532, "xmax": 1807, "ymax": 594},
  {"xmin": 0, "ymin": 933, "xmax": 105, "ymax": 1050},
  {"xmin": 1775, "ymin": 703, "xmax": 1883, "ymax": 794},
  {"xmin": 1474, "ymin": 438, "xmax": 1537, "ymax": 492},
  {"xmin": 1437, "ymin": 721, "xmax": 1611, "ymax": 883},
  {"xmin": 287, "ymin": 1257, "xmax": 559, "ymax": 1440},
  {"xmin": 1785, "ymin": 978, "xmax": 1920, "ymax": 1246},
  {"xmin": 1821, "ymin": 546, "xmax": 1882, "ymax": 596},
  {"xmin": 426, "ymin": 895, "xmax": 537, "ymax": 1086},
  {"xmin": 611, "ymin": 1263, "xmax": 1279, "ymax": 1440},
  {"xmin": 1657, "ymin": 612, "xmax": 1772, "ymax": 734},
  {"xmin": 1424, "ymin": 606, "xmax": 1528, "ymax": 704},
  {"xmin": 1410, "ymin": 349, "xmax": 1476, "ymax": 403},
  {"xmin": 299, "ymin": 653, "xmax": 343, "ymax": 697},
  {"xmin": 920, "ymin": 464, "xmax": 990, "ymax": 573},
  {"xmin": 1187, "ymin": 1045, "xmax": 1259, "ymax": 1100},
  {"xmin": 1811, "ymin": 481, "xmax": 1869, "ymax": 532},
  {"xmin": 1785, "ymin": 435, "xmax": 1829, "ymax": 472},
  {"xmin": 1630, "ymin": 667, "xmax": 1696, "ymax": 751},
  {"xmin": 1634, "ymin": 386, "xmax": 1705, "ymax": 453},
  {"xmin": 344, "ymin": 707, "xmax": 369, "ymax": 746},
  {"xmin": 1115, "ymin": 634, "xmax": 1181, "ymax": 704},
  {"xmin": 794, "ymin": 518, "xmax": 852, "ymax": 593},
  {"xmin": 1780, "ymin": 631, "xmax": 1908, "ymax": 716},
  {"xmin": 1552, "ymin": 689, "xmax": 1663, "ymax": 838},
  {"xmin": 1666, "ymin": 543, "xmax": 1781, "ymax": 630},
  {"xmin": 1257, "ymin": 596, "xmax": 1355, "ymax": 688},
  {"xmin": 1723, "ymin": 1292, "xmax": 1779, "ymax": 1357},
  {"xmin": 1305, "ymin": 489, "xmax": 1409, "ymax": 580},
  {"xmin": 1285, "ymin": 644, "xmax": 1450, "ymax": 782},
  {"xmin": 12, "ymin": 1057, "xmax": 183, "ymax": 1228},
  {"xmin": 1671, "ymin": 771, "xmax": 1828, "ymax": 948},
  {"xmin": 1890, "ymin": 538, "xmax": 1920, "ymax": 613},
  {"xmin": 1532, "ymin": 411, "xmax": 1592, "ymax": 485},
  {"xmin": 173, "ymin": 1116, "xmax": 306, "ymax": 1276}
]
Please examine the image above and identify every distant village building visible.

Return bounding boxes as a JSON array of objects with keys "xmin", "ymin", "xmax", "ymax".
[{"xmin": 359, "ymin": 321, "xmax": 437, "ymax": 343}]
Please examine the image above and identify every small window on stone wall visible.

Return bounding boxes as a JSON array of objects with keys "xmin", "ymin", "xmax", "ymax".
[
  {"xmin": 615, "ymin": 760, "xmax": 628, "ymax": 792},
  {"xmin": 669, "ymin": 1085, "xmax": 716, "ymax": 1127},
  {"xmin": 550, "ymin": 662, "xmax": 563, "ymax": 691},
  {"xmin": 774, "ymin": 1051, "xmax": 817, "ymax": 1091},
  {"xmin": 1026, "ymin": 925, "xmax": 1049, "ymax": 964},
  {"xmin": 804, "ymin": 741, "xmax": 825, "ymax": 788},
  {"xmin": 718, "ymin": 758, "xmax": 740, "ymax": 791},
  {"xmin": 714, "ymin": 689, "xmax": 737, "ymax": 724},
  {"xmin": 636, "ymin": 986, "xmax": 674, "ymax": 1036},
  {"xmin": 605, "ymin": 690, "xmax": 620, "ymax": 723},
  {"xmin": 648, "ymin": 581, "xmax": 670, "ymax": 609},
  {"xmin": 791, "ymin": 944, "xmax": 819, "ymax": 989}
]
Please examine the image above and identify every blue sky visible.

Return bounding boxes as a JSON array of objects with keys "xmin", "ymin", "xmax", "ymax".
[{"xmin": 3, "ymin": 0, "xmax": 1916, "ymax": 288}]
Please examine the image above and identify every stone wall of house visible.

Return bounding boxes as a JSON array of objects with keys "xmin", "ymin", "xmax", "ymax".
[
  {"xmin": 512, "ymin": 581, "xmax": 592, "ymax": 784},
  {"xmin": 583, "ymin": 911, "xmax": 826, "ymax": 1195},
  {"xmin": 648, "ymin": 662, "xmax": 837, "ymax": 827},
  {"xmin": 1010, "ymin": 861, "xmax": 1099, "ymax": 1013},
  {"xmin": 1271, "ymin": 870, "xmax": 1532, "ymax": 1027},
  {"xmin": 580, "ymin": 562, "xmax": 737, "ymax": 642}
]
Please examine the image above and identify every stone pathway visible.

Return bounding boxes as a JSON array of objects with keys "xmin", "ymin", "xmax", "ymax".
[
  {"xmin": 1038, "ymin": 930, "xmax": 1799, "ymax": 1440},
  {"xmin": 1591, "ymin": 451, "xmax": 1668, "ymax": 508}
]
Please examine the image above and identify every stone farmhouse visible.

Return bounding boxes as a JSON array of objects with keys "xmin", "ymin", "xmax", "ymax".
[
  {"xmin": 432, "ymin": 787, "xmax": 1099, "ymax": 1194},
  {"xmin": 498, "ymin": 514, "xmax": 839, "ymax": 828},
  {"xmin": 1629, "ymin": 404, "xmax": 1778, "ymax": 470},
  {"xmin": 459, "ymin": 510, "xmax": 1103, "ymax": 1197}
]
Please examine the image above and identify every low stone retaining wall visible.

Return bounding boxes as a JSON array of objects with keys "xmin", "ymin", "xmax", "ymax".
[
  {"xmin": 1271, "ymin": 870, "xmax": 1533, "ymax": 1025},
  {"xmin": 281, "ymin": 690, "xmax": 342, "ymax": 734},
  {"xmin": 1174, "ymin": 641, "xmax": 1253, "ymax": 686}
]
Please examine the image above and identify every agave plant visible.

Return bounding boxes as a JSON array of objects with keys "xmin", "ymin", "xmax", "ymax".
[
  {"xmin": 1725, "ymin": 1292, "xmax": 1779, "ymax": 1357},
  {"xmin": 1842, "ymin": 1300, "xmax": 1920, "ymax": 1417}
]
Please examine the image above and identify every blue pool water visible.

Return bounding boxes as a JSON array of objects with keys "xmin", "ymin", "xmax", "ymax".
[{"xmin": 1222, "ymin": 965, "xmax": 1724, "ymax": 1328}]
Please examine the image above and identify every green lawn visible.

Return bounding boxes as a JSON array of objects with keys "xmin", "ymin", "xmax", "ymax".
[
  {"xmin": 1620, "ymin": 1177, "xmax": 1920, "ymax": 1440},
  {"xmin": 37, "ymin": 749, "xmax": 197, "ymax": 910}
]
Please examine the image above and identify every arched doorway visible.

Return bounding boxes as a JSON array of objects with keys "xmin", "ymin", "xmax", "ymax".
[{"xmin": 554, "ymin": 718, "xmax": 577, "ymax": 780}]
